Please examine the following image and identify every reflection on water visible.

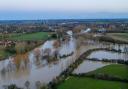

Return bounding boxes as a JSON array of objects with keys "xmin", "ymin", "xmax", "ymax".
[
  {"xmin": 0, "ymin": 37, "xmax": 127, "ymax": 88},
  {"xmin": 73, "ymin": 60, "xmax": 110, "ymax": 74},
  {"xmin": 0, "ymin": 38, "xmax": 78, "ymax": 89},
  {"xmin": 88, "ymin": 51, "xmax": 128, "ymax": 60},
  {"xmin": 112, "ymin": 44, "xmax": 128, "ymax": 53}
]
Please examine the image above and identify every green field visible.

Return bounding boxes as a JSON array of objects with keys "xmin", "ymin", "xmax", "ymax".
[
  {"xmin": 0, "ymin": 32, "xmax": 49, "ymax": 41},
  {"xmin": 0, "ymin": 32, "xmax": 49, "ymax": 59},
  {"xmin": 9, "ymin": 32, "xmax": 49, "ymax": 41},
  {"xmin": 57, "ymin": 76, "xmax": 128, "ymax": 89},
  {"xmin": 108, "ymin": 33, "xmax": 128, "ymax": 42},
  {"xmin": 0, "ymin": 33, "xmax": 22, "ymax": 39},
  {"xmin": 0, "ymin": 50, "xmax": 12, "ymax": 60},
  {"xmin": 87, "ymin": 64, "xmax": 128, "ymax": 80}
]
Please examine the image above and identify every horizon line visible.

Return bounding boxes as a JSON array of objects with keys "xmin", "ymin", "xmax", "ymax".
[{"xmin": 0, "ymin": 18, "xmax": 128, "ymax": 21}]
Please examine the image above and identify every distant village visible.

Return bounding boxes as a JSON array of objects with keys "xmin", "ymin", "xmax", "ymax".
[{"xmin": 0, "ymin": 19, "xmax": 128, "ymax": 47}]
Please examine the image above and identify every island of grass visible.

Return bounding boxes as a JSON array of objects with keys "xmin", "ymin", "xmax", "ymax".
[
  {"xmin": 57, "ymin": 76, "xmax": 128, "ymax": 89},
  {"xmin": 107, "ymin": 33, "xmax": 128, "ymax": 43},
  {"xmin": 87, "ymin": 64, "xmax": 128, "ymax": 80}
]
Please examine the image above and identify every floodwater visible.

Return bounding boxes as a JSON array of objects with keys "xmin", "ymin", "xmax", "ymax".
[
  {"xmin": 73, "ymin": 43, "xmax": 128, "ymax": 74},
  {"xmin": 0, "ymin": 37, "xmax": 127, "ymax": 89},
  {"xmin": 87, "ymin": 50, "xmax": 128, "ymax": 60},
  {"xmin": 0, "ymin": 37, "xmax": 102, "ymax": 89},
  {"xmin": 112, "ymin": 44, "xmax": 128, "ymax": 53},
  {"xmin": 0, "ymin": 38, "xmax": 78, "ymax": 89},
  {"xmin": 73, "ymin": 60, "xmax": 110, "ymax": 74}
]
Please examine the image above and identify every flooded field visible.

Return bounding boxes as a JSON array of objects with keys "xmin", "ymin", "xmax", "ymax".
[
  {"xmin": 0, "ymin": 38, "xmax": 103, "ymax": 89},
  {"xmin": 0, "ymin": 37, "xmax": 127, "ymax": 89},
  {"xmin": 87, "ymin": 50, "xmax": 128, "ymax": 60},
  {"xmin": 73, "ymin": 60, "xmax": 110, "ymax": 74}
]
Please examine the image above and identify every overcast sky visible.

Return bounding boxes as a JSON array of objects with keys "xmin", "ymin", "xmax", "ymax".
[{"xmin": 0, "ymin": 0, "xmax": 128, "ymax": 20}]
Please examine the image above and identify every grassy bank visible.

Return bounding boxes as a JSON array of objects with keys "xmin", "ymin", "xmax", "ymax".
[
  {"xmin": 57, "ymin": 76, "xmax": 128, "ymax": 89},
  {"xmin": 87, "ymin": 64, "xmax": 128, "ymax": 80}
]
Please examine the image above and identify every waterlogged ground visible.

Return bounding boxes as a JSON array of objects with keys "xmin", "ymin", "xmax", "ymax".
[
  {"xmin": 73, "ymin": 60, "xmax": 110, "ymax": 74},
  {"xmin": 0, "ymin": 37, "xmax": 127, "ymax": 89},
  {"xmin": 0, "ymin": 38, "xmax": 84, "ymax": 88},
  {"xmin": 87, "ymin": 51, "xmax": 128, "ymax": 60}
]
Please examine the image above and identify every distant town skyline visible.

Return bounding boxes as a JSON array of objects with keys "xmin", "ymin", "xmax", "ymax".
[{"xmin": 0, "ymin": 0, "xmax": 128, "ymax": 20}]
